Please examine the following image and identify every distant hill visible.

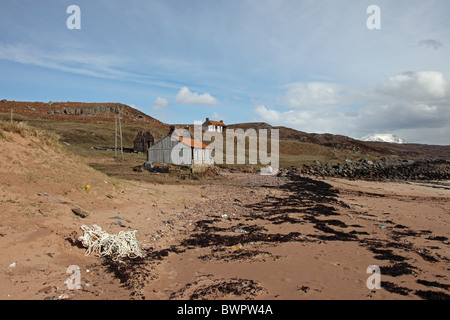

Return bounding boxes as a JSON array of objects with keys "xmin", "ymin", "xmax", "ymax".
[
  {"xmin": 0, "ymin": 100, "xmax": 166, "ymax": 127},
  {"xmin": 227, "ymin": 122, "xmax": 450, "ymax": 160},
  {"xmin": 1, "ymin": 100, "xmax": 449, "ymax": 166},
  {"xmin": 0, "ymin": 100, "xmax": 171, "ymax": 153}
]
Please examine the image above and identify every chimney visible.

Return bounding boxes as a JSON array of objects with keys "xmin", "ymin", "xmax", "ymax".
[
  {"xmin": 169, "ymin": 125, "xmax": 175, "ymax": 134},
  {"xmin": 220, "ymin": 120, "xmax": 223, "ymax": 123},
  {"xmin": 206, "ymin": 118, "xmax": 209, "ymax": 122}
]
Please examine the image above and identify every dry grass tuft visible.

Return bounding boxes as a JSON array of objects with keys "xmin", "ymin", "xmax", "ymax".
[{"xmin": 0, "ymin": 120, "xmax": 61, "ymax": 151}]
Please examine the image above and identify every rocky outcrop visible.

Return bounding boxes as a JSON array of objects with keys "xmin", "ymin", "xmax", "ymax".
[
  {"xmin": 292, "ymin": 158, "xmax": 450, "ymax": 181},
  {"xmin": 47, "ymin": 105, "xmax": 123, "ymax": 116}
]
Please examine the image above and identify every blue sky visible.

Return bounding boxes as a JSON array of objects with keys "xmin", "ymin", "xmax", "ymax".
[{"xmin": 1, "ymin": 0, "xmax": 449, "ymax": 144}]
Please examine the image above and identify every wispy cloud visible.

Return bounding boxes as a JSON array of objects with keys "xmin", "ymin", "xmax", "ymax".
[
  {"xmin": 0, "ymin": 42, "xmax": 182, "ymax": 90},
  {"xmin": 417, "ymin": 39, "xmax": 445, "ymax": 50},
  {"xmin": 0, "ymin": 43, "xmax": 120, "ymax": 77}
]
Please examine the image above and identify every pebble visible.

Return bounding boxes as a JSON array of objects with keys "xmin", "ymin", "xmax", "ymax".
[{"xmin": 38, "ymin": 286, "xmax": 54, "ymax": 294}]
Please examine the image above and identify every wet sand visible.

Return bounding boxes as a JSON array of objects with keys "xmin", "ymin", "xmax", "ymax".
[{"xmin": 135, "ymin": 174, "xmax": 449, "ymax": 300}]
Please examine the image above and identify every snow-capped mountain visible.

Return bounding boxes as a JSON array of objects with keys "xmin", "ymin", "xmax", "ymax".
[{"xmin": 361, "ymin": 134, "xmax": 407, "ymax": 144}]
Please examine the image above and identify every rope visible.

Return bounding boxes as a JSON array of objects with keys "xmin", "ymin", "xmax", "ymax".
[{"xmin": 78, "ymin": 225, "xmax": 144, "ymax": 261}]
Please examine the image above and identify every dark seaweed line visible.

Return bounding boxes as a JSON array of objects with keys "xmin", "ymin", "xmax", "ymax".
[
  {"xmin": 100, "ymin": 175, "xmax": 449, "ymax": 300},
  {"xmin": 243, "ymin": 175, "xmax": 449, "ymax": 300}
]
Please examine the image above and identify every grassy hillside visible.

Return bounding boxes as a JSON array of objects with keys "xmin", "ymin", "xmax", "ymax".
[
  {"xmin": 228, "ymin": 122, "xmax": 450, "ymax": 160},
  {"xmin": 1, "ymin": 100, "xmax": 449, "ymax": 182}
]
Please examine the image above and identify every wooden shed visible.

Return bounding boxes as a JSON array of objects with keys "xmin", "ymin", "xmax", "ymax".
[{"xmin": 133, "ymin": 130, "xmax": 155, "ymax": 153}]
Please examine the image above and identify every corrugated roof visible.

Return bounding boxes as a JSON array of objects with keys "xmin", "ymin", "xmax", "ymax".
[{"xmin": 172, "ymin": 135, "xmax": 214, "ymax": 150}]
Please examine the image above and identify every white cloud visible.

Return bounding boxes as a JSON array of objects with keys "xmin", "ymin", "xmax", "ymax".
[
  {"xmin": 282, "ymin": 82, "xmax": 343, "ymax": 108},
  {"xmin": 255, "ymin": 104, "xmax": 353, "ymax": 134},
  {"xmin": 212, "ymin": 111, "xmax": 227, "ymax": 121},
  {"xmin": 254, "ymin": 105, "xmax": 284, "ymax": 123},
  {"xmin": 254, "ymin": 71, "xmax": 450, "ymax": 144},
  {"xmin": 175, "ymin": 86, "xmax": 218, "ymax": 106},
  {"xmin": 375, "ymin": 71, "xmax": 449, "ymax": 101},
  {"xmin": 359, "ymin": 71, "xmax": 450, "ymax": 138},
  {"xmin": 152, "ymin": 96, "xmax": 170, "ymax": 110}
]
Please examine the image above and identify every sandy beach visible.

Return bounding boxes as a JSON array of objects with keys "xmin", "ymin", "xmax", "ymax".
[
  {"xmin": 2, "ymin": 0, "xmax": 450, "ymax": 305},
  {"xmin": 1, "ymin": 163, "xmax": 448, "ymax": 300}
]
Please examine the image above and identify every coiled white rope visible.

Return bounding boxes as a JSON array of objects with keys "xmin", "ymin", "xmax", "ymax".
[{"xmin": 78, "ymin": 225, "xmax": 144, "ymax": 261}]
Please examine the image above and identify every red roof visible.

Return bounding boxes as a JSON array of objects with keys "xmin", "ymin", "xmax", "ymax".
[
  {"xmin": 209, "ymin": 120, "xmax": 225, "ymax": 126},
  {"xmin": 173, "ymin": 135, "xmax": 213, "ymax": 150}
]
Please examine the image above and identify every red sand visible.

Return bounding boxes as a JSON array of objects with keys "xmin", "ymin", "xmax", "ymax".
[{"xmin": 0, "ymin": 132, "xmax": 449, "ymax": 300}]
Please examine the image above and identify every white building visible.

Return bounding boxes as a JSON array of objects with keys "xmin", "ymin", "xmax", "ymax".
[{"xmin": 202, "ymin": 118, "xmax": 226, "ymax": 132}]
